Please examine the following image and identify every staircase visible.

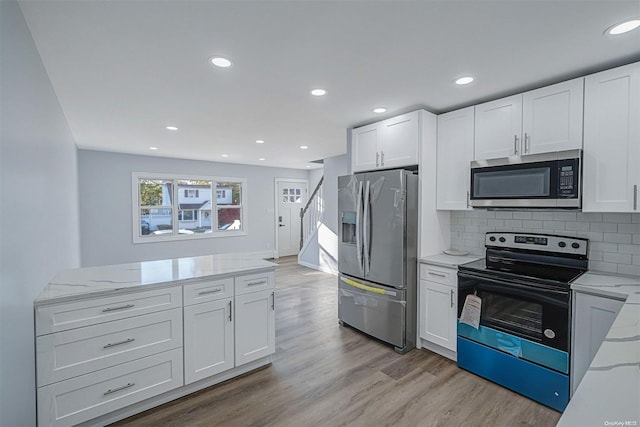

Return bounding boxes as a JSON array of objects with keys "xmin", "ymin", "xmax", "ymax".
[{"xmin": 299, "ymin": 176, "xmax": 324, "ymax": 252}]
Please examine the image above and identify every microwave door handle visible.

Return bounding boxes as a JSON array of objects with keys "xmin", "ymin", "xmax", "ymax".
[
  {"xmin": 356, "ymin": 181, "xmax": 363, "ymax": 272},
  {"xmin": 363, "ymin": 180, "xmax": 371, "ymax": 275}
]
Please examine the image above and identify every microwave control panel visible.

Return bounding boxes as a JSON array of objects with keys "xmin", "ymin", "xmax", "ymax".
[{"xmin": 557, "ymin": 159, "xmax": 579, "ymax": 198}]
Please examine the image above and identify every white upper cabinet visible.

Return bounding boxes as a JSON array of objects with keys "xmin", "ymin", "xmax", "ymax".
[
  {"xmin": 583, "ymin": 62, "xmax": 640, "ymax": 212},
  {"xmin": 474, "ymin": 78, "xmax": 584, "ymax": 160},
  {"xmin": 522, "ymin": 78, "xmax": 584, "ymax": 154},
  {"xmin": 351, "ymin": 110, "xmax": 420, "ymax": 172},
  {"xmin": 436, "ymin": 107, "xmax": 474, "ymax": 210},
  {"xmin": 351, "ymin": 123, "xmax": 379, "ymax": 172},
  {"xmin": 474, "ymin": 94, "xmax": 523, "ymax": 160}
]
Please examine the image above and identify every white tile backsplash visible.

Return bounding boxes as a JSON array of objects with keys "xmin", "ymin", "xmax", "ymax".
[{"xmin": 450, "ymin": 211, "xmax": 640, "ymax": 275}]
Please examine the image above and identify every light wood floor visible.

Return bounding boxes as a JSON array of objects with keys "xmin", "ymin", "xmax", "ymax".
[{"xmin": 111, "ymin": 257, "xmax": 561, "ymax": 427}]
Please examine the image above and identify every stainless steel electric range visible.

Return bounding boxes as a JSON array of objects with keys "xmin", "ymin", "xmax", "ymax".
[{"xmin": 456, "ymin": 232, "xmax": 588, "ymax": 412}]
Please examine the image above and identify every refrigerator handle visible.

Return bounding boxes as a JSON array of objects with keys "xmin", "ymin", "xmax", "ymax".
[
  {"xmin": 363, "ymin": 180, "xmax": 371, "ymax": 275},
  {"xmin": 355, "ymin": 181, "xmax": 363, "ymax": 271}
]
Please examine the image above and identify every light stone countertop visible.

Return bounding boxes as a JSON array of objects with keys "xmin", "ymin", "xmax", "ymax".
[
  {"xmin": 419, "ymin": 252, "xmax": 483, "ymax": 269},
  {"xmin": 35, "ymin": 254, "xmax": 277, "ymax": 306},
  {"xmin": 557, "ymin": 272, "xmax": 640, "ymax": 427}
]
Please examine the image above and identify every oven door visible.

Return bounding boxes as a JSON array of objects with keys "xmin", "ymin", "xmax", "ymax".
[{"xmin": 457, "ymin": 270, "xmax": 570, "ymax": 373}]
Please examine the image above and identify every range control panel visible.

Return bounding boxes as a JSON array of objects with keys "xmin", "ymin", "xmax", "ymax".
[{"xmin": 485, "ymin": 232, "xmax": 588, "ymax": 256}]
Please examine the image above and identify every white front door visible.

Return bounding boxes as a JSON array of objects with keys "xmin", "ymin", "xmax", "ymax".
[{"xmin": 276, "ymin": 180, "xmax": 307, "ymax": 257}]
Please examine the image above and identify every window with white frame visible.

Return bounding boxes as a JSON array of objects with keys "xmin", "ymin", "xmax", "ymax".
[{"xmin": 133, "ymin": 173, "xmax": 247, "ymax": 243}]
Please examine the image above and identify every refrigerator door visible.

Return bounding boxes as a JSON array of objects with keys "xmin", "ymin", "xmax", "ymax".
[
  {"xmin": 338, "ymin": 274, "xmax": 406, "ymax": 349},
  {"xmin": 338, "ymin": 175, "xmax": 364, "ymax": 278},
  {"xmin": 364, "ymin": 169, "xmax": 408, "ymax": 288}
]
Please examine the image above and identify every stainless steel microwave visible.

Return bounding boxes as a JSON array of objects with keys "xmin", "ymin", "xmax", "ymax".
[{"xmin": 470, "ymin": 149, "xmax": 581, "ymax": 208}]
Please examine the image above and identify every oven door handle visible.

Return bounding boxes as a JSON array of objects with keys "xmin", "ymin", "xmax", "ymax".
[{"xmin": 458, "ymin": 272, "xmax": 568, "ymax": 308}]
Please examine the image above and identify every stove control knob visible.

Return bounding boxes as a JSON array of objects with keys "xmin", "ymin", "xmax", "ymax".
[
  {"xmin": 571, "ymin": 242, "xmax": 580, "ymax": 249},
  {"xmin": 499, "ymin": 237, "xmax": 506, "ymax": 243},
  {"xmin": 558, "ymin": 241, "xmax": 566, "ymax": 248},
  {"xmin": 489, "ymin": 236, "xmax": 496, "ymax": 242}
]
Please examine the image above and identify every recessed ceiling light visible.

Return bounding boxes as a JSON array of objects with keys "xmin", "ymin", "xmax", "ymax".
[
  {"xmin": 606, "ymin": 19, "xmax": 640, "ymax": 35},
  {"xmin": 310, "ymin": 89, "xmax": 327, "ymax": 96},
  {"xmin": 165, "ymin": 126, "xmax": 179, "ymax": 131},
  {"xmin": 149, "ymin": 147, "xmax": 158, "ymax": 150},
  {"xmin": 300, "ymin": 145, "xmax": 309, "ymax": 150},
  {"xmin": 256, "ymin": 140, "xmax": 265, "ymax": 144},
  {"xmin": 259, "ymin": 158, "xmax": 265, "ymax": 161},
  {"xmin": 455, "ymin": 76, "xmax": 474, "ymax": 85},
  {"xmin": 210, "ymin": 57, "xmax": 232, "ymax": 68},
  {"xmin": 305, "ymin": 165, "xmax": 311, "ymax": 168},
  {"xmin": 372, "ymin": 107, "xmax": 386, "ymax": 114},
  {"xmin": 221, "ymin": 154, "xmax": 229, "ymax": 158}
]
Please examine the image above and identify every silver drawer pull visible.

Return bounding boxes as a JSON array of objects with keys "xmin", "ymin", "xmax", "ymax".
[
  {"xmin": 103, "ymin": 338, "xmax": 135, "ymax": 349},
  {"xmin": 104, "ymin": 382, "xmax": 135, "ymax": 396},
  {"xmin": 247, "ymin": 280, "xmax": 267, "ymax": 286},
  {"xmin": 428, "ymin": 271, "xmax": 447, "ymax": 278},
  {"xmin": 198, "ymin": 288, "xmax": 223, "ymax": 296},
  {"xmin": 102, "ymin": 304, "xmax": 134, "ymax": 313}
]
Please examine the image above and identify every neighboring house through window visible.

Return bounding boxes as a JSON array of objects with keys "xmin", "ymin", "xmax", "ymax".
[{"xmin": 132, "ymin": 172, "xmax": 247, "ymax": 243}]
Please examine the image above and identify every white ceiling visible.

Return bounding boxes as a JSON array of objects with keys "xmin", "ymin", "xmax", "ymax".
[{"xmin": 18, "ymin": 0, "xmax": 640, "ymax": 170}]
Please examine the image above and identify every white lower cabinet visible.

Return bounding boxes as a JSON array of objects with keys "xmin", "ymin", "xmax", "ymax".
[
  {"xmin": 38, "ymin": 348, "xmax": 183, "ymax": 427},
  {"xmin": 235, "ymin": 289, "xmax": 276, "ymax": 366},
  {"xmin": 35, "ymin": 269, "xmax": 276, "ymax": 427},
  {"xmin": 418, "ymin": 263, "xmax": 458, "ymax": 359},
  {"xmin": 571, "ymin": 291, "xmax": 624, "ymax": 396},
  {"xmin": 184, "ymin": 298, "xmax": 234, "ymax": 384}
]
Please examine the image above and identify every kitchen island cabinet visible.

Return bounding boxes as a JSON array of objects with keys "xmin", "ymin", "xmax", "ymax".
[{"xmin": 34, "ymin": 254, "xmax": 276, "ymax": 427}]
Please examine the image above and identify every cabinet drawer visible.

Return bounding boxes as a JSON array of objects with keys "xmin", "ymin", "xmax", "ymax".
[
  {"xmin": 419, "ymin": 264, "xmax": 455, "ymax": 286},
  {"xmin": 37, "ymin": 308, "xmax": 182, "ymax": 386},
  {"xmin": 37, "ymin": 348, "xmax": 183, "ymax": 427},
  {"xmin": 36, "ymin": 287, "xmax": 182, "ymax": 336},
  {"xmin": 184, "ymin": 278, "xmax": 233, "ymax": 306},
  {"xmin": 234, "ymin": 271, "xmax": 275, "ymax": 295}
]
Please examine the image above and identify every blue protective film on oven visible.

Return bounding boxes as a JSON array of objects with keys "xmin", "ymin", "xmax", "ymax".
[{"xmin": 458, "ymin": 321, "xmax": 568, "ymax": 374}]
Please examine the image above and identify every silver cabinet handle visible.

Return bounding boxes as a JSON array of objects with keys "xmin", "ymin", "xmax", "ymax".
[
  {"xmin": 450, "ymin": 289, "xmax": 455, "ymax": 308},
  {"xmin": 104, "ymin": 382, "xmax": 135, "ymax": 396},
  {"xmin": 198, "ymin": 288, "xmax": 222, "ymax": 296},
  {"xmin": 247, "ymin": 280, "xmax": 267, "ymax": 286},
  {"xmin": 102, "ymin": 304, "xmax": 134, "ymax": 313},
  {"xmin": 103, "ymin": 337, "xmax": 135, "ymax": 349},
  {"xmin": 428, "ymin": 271, "xmax": 447, "ymax": 278},
  {"xmin": 376, "ymin": 152, "xmax": 379, "ymax": 167},
  {"xmin": 514, "ymin": 135, "xmax": 519, "ymax": 155},
  {"xmin": 634, "ymin": 184, "xmax": 638, "ymax": 210},
  {"xmin": 271, "ymin": 292, "xmax": 275, "ymax": 310},
  {"xmin": 466, "ymin": 191, "xmax": 470, "ymax": 209},
  {"xmin": 228, "ymin": 300, "xmax": 232, "ymax": 321},
  {"xmin": 381, "ymin": 151, "xmax": 384, "ymax": 166},
  {"xmin": 524, "ymin": 132, "xmax": 530, "ymax": 153}
]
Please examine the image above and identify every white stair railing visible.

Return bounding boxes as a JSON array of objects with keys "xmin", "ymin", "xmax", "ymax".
[{"xmin": 300, "ymin": 176, "xmax": 324, "ymax": 250}]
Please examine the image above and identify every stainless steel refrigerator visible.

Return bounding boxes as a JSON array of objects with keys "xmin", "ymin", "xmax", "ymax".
[{"xmin": 337, "ymin": 168, "xmax": 418, "ymax": 353}]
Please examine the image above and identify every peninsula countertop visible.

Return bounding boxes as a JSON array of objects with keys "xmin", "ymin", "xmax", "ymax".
[
  {"xmin": 558, "ymin": 271, "xmax": 640, "ymax": 427},
  {"xmin": 35, "ymin": 254, "xmax": 277, "ymax": 306}
]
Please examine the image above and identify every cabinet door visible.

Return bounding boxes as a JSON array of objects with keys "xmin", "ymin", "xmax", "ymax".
[
  {"xmin": 474, "ymin": 94, "xmax": 523, "ymax": 160},
  {"xmin": 436, "ymin": 107, "xmax": 474, "ymax": 210},
  {"xmin": 351, "ymin": 123, "xmax": 379, "ymax": 173},
  {"xmin": 571, "ymin": 292, "xmax": 624, "ymax": 396},
  {"xmin": 235, "ymin": 289, "xmax": 275, "ymax": 366},
  {"xmin": 583, "ymin": 63, "xmax": 640, "ymax": 212},
  {"xmin": 379, "ymin": 110, "xmax": 420, "ymax": 169},
  {"xmin": 419, "ymin": 280, "xmax": 457, "ymax": 351},
  {"xmin": 522, "ymin": 78, "xmax": 584, "ymax": 154},
  {"xmin": 184, "ymin": 298, "xmax": 234, "ymax": 384}
]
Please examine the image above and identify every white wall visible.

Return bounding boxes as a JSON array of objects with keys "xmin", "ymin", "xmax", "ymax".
[
  {"xmin": 298, "ymin": 154, "xmax": 348, "ymax": 273},
  {"xmin": 78, "ymin": 149, "xmax": 309, "ymax": 266},
  {"xmin": 0, "ymin": 1, "xmax": 81, "ymax": 425}
]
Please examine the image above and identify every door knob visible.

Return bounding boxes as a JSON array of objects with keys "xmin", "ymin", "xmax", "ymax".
[{"xmin": 279, "ymin": 224, "xmax": 285, "ymax": 227}]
